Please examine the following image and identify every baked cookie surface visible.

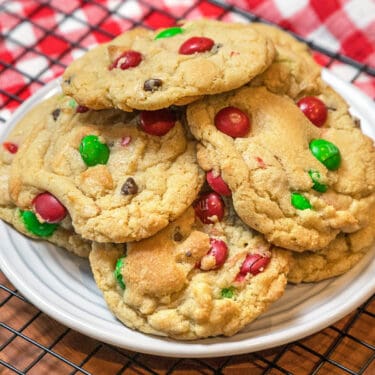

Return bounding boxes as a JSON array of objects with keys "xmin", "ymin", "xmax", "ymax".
[
  {"xmin": 186, "ymin": 85, "xmax": 375, "ymax": 251},
  {"xmin": 9, "ymin": 95, "xmax": 203, "ymax": 243},
  {"xmin": 249, "ymin": 23, "xmax": 321, "ymax": 99},
  {"xmin": 89, "ymin": 198, "xmax": 289, "ymax": 340},
  {"xmin": 288, "ymin": 206, "xmax": 375, "ymax": 283},
  {"xmin": 62, "ymin": 19, "xmax": 275, "ymax": 111},
  {"xmin": 0, "ymin": 97, "xmax": 91, "ymax": 257},
  {"xmin": 249, "ymin": 23, "xmax": 361, "ymax": 128},
  {"xmin": 249, "ymin": 23, "xmax": 362, "ymax": 134}
]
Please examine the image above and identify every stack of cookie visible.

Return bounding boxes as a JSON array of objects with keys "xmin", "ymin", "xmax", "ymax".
[{"xmin": 1, "ymin": 20, "xmax": 375, "ymax": 340}]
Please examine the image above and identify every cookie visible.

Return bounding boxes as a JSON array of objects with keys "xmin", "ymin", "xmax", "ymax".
[
  {"xmin": 288, "ymin": 206, "xmax": 375, "ymax": 283},
  {"xmin": 249, "ymin": 23, "xmax": 321, "ymax": 99},
  {"xmin": 251, "ymin": 25, "xmax": 375, "ymax": 200},
  {"xmin": 9, "ymin": 95, "xmax": 203, "ymax": 243},
  {"xmin": 0, "ymin": 97, "xmax": 91, "ymax": 257},
  {"xmin": 249, "ymin": 23, "xmax": 360, "ymax": 133},
  {"xmin": 186, "ymin": 85, "xmax": 375, "ymax": 251},
  {"xmin": 62, "ymin": 19, "xmax": 275, "ymax": 111},
  {"xmin": 89, "ymin": 195, "xmax": 289, "ymax": 339}
]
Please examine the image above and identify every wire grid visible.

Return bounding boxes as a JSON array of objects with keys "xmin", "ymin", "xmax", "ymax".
[{"xmin": 0, "ymin": 0, "xmax": 374, "ymax": 374}]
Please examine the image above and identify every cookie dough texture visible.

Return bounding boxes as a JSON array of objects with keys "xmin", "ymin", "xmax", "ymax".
[
  {"xmin": 90, "ymin": 206, "xmax": 289, "ymax": 339},
  {"xmin": 0, "ymin": 97, "xmax": 91, "ymax": 257},
  {"xmin": 249, "ymin": 23, "xmax": 321, "ymax": 99},
  {"xmin": 186, "ymin": 86, "xmax": 375, "ymax": 251},
  {"xmin": 288, "ymin": 207, "xmax": 375, "ymax": 283},
  {"xmin": 249, "ymin": 23, "xmax": 361, "ymax": 134},
  {"xmin": 9, "ymin": 95, "xmax": 203, "ymax": 243},
  {"xmin": 62, "ymin": 19, "xmax": 275, "ymax": 111}
]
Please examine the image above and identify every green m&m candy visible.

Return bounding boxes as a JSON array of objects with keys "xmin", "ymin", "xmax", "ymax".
[
  {"xmin": 20, "ymin": 210, "xmax": 58, "ymax": 237},
  {"xmin": 309, "ymin": 139, "xmax": 341, "ymax": 170},
  {"xmin": 291, "ymin": 192, "xmax": 312, "ymax": 210},
  {"xmin": 155, "ymin": 26, "xmax": 183, "ymax": 40},
  {"xmin": 308, "ymin": 170, "xmax": 327, "ymax": 193},
  {"xmin": 114, "ymin": 256, "xmax": 126, "ymax": 290},
  {"xmin": 68, "ymin": 98, "xmax": 77, "ymax": 109},
  {"xmin": 79, "ymin": 135, "xmax": 110, "ymax": 167},
  {"xmin": 221, "ymin": 286, "xmax": 235, "ymax": 299}
]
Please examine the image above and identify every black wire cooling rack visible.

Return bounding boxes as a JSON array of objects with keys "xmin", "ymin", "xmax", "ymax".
[{"xmin": 0, "ymin": 0, "xmax": 374, "ymax": 374}]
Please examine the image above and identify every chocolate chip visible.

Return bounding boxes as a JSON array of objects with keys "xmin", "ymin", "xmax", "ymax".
[
  {"xmin": 352, "ymin": 116, "xmax": 361, "ymax": 127},
  {"xmin": 173, "ymin": 229, "xmax": 183, "ymax": 242},
  {"xmin": 143, "ymin": 78, "xmax": 163, "ymax": 92},
  {"xmin": 274, "ymin": 155, "xmax": 282, "ymax": 163},
  {"xmin": 121, "ymin": 177, "xmax": 138, "ymax": 195},
  {"xmin": 185, "ymin": 250, "xmax": 192, "ymax": 257},
  {"xmin": 64, "ymin": 77, "xmax": 71, "ymax": 84},
  {"xmin": 52, "ymin": 108, "xmax": 61, "ymax": 121}
]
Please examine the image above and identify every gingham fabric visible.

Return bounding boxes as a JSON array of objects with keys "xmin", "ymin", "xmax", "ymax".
[
  {"xmin": 0, "ymin": 0, "xmax": 374, "ymax": 121},
  {"xmin": 224, "ymin": 0, "xmax": 375, "ymax": 67}
]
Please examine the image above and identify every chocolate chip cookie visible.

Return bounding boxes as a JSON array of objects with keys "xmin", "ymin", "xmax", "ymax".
[
  {"xmin": 249, "ymin": 23, "xmax": 322, "ymax": 99},
  {"xmin": 62, "ymin": 19, "xmax": 275, "ymax": 111},
  {"xmin": 9, "ymin": 95, "xmax": 203, "ymax": 243},
  {"xmin": 186, "ymin": 85, "xmax": 375, "ymax": 251},
  {"xmin": 288, "ymin": 205, "xmax": 375, "ymax": 283},
  {"xmin": 90, "ymin": 195, "xmax": 289, "ymax": 339},
  {"xmin": 0, "ymin": 97, "xmax": 91, "ymax": 257}
]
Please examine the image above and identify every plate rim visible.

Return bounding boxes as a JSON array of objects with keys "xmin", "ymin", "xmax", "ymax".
[{"xmin": 0, "ymin": 71, "xmax": 374, "ymax": 358}]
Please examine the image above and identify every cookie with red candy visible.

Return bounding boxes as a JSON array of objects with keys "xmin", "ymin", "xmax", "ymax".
[
  {"xmin": 249, "ymin": 23, "xmax": 363, "ymax": 133},
  {"xmin": 186, "ymin": 85, "xmax": 375, "ymax": 252},
  {"xmin": 89, "ymin": 197, "xmax": 289, "ymax": 340},
  {"xmin": 9, "ymin": 95, "xmax": 203, "ymax": 243},
  {"xmin": 0, "ymin": 96, "xmax": 91, "ymax": 258},
  {"xmin": 62, "ymin": 19, "xmax": 275, "ymax": 111}
]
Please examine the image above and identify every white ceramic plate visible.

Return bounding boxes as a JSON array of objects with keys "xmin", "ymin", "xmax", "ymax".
[{"xmin": 0, "ymin": 71, "xmax": 374, "ymax": 358}]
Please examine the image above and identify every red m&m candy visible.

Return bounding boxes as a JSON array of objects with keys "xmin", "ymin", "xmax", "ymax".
[
  {"xmin": 297, "ymin": 96, "xmax": 327, "ymax": 127},
  {"xmin": 206, "ymin": 170, "xmax": 231, "ymax": 196},
  {"xmin": 76, "ymin": 105, "xmax": 89, "ymax": 113},
  {"xmin": 199, "ymin": 238, "xmax": 228, "ymax": 270},
  {"xmin": 3, "ymin": 142, "xmax": 18, "ymax": 154},
  {"xmin": 193, "ymin": 192, "xmax": 225, "ymax": 224},
  {"xmin": 139, "ymin": 109, "xmax": 176, "ymax": 136},
  {"xmin": 235, "ymin": 253, "xmax": 270, "ymax": 281},
  {"xmin": 109, "ymin": 50, "xmax": 142, "ymax": 70},
  {"xmin": 214, "ymin": 106, "xmax": 250, "ymax": 137},
  {"xmin": 179, "ymin": 37, "xmax": 214, "ymax": 55},
  {"xmin": 33, "ymin": 192, "xmax": 67, "ymax": 223},
  {"xmin": 207, "ymin": 238, "xmax": 228, "ymax": 269}
]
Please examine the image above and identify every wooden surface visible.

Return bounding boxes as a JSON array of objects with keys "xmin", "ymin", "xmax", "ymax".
[{"xmin": 1, "ymin": 271, "xmax": 374, "ymax": 375}]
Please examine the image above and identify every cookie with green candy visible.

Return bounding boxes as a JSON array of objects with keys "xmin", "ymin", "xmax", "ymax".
[
  {"xmin": 186, "ymin": 84, "xmax": 375, "ymax": 252},
  {"xmin": 62, "ymin": 19, "xmax": 275, "ymax": 111},
  {"xmin": 0, "ymin": 96, "xmax": 91, "ymax": 257},
  {"xmin": 89, "ymin": 195, "xmax": 289, "ymax": 340},
  {"xmin": 9, "ymin": 95, "xmax": 203, "ymax": 243}
]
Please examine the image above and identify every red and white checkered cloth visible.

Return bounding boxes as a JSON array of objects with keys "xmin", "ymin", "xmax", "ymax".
[
  {"xmin": 0, "ymin": 0, "xmax": 374, "ymax": 119},
  {"xmin": 225, "ymin": 0, "xmax": 375, "ymax": 67}
]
